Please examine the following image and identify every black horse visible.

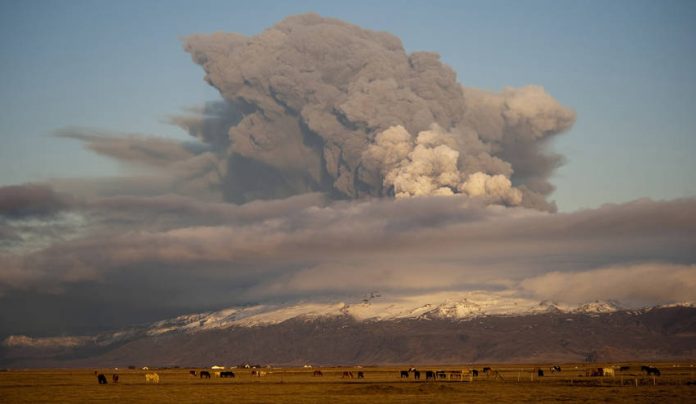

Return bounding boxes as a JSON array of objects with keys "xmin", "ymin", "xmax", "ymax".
[
  {"xmin": 641, "ymin": 365, "xmax": 661, "ymax": 376},
  {"xmin": 97, "ymin": 374, "xmax": 107, "ymax": 384}
]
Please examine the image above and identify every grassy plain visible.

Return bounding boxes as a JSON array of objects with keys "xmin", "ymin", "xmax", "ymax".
[{"xmin": 1, "ymin": 363, "xmax": 695, "ymax": 403}]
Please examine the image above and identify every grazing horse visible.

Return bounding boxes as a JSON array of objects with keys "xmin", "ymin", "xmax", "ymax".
[
  {"xmin": 482, "ymin": 367, "xmax": 491, "ymax": 376},
  {"xmin": 425, "ymin": 371, "xmax": 435, "ymax": 381},
  {"xmin": 436, "ymin": 370, "xmax": 447, "ymax": 380},
  {"xmin": 400, "ymin": 370, "xmax": 409, "ymax": 379},
  {"xmin": 97, "ymin": 374, "xmax": 107, "ymax": 384},
  {"xmin": 189, "ymin": 370, "xmax": 197, "ymax": 376},
  {"xmin": 641, "ymin": 366, "xmax": 661, "ymax": 376},
  {"xmin": 471, "ymin": 369, "xmax": 479, "ymax": 377},
  {"xmin": 586, "ymin": 368, "xmax": 605, "ymax": 377},
  {"xmin": 414, "ymin": 370, "xmax": 421, "ymax": 380},
  {"xmin": 220, "ymin": 371, "xmax": 236, "ymax": 378},
  {"xmin": 550, "ymin": 365, "xmax": 561, "ymax": 373},
  {"xmin": 145, "ymin": 373, "xmax": 160, "ymax": 384},
  {"xmin": 112, "ymin": 374, "xmax": 119, "ymax": 383},
  {"xmin": 357, "ymin": 371, "xmax": 365, "ymax": 379},
  {"xmin": 603, "ymin": 368, "xmax": 615, "ymax": 377},
  {"xmin": 200, "ymin": 371, "xmax": 211, "ymax": 379},
  {"xmin": 342, "ymin": 371, "xmax": 354, "ymax": 379},
  {"xmin": 313, "ymin": 370, "xmax": 323, "ymax": 377}
]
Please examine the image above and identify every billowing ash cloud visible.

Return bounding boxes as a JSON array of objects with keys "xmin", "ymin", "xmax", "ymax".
[
  {"xmin": 176, "ymin": 13, "xmax": 574, "ymax": 210},
  {"xmin": 364, "ymin": 125, "xmax": 522, "ymax": 204}
]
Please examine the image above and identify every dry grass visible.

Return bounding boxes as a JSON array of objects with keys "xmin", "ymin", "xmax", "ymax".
[{"xmin": 1, "ymin": 363, "xmax": 695, "ymax": 403}]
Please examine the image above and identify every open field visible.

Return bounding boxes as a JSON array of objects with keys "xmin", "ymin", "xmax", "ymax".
[{"xmin": 1, "ymin": 363, "xmax": 695, "ymax": 403}]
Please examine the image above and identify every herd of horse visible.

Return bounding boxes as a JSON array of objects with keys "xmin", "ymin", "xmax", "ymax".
[
  {"xmin": 311, "ymin": 370, "xmax": 365, "ymax": 379},
  {"xmin": 94, "ymin": 364, "xmax": 663, "ymax": 384},
  {"xmin": 190, "ymin": 370, "xmax": 238, "ymax": 378},
  {"xmin": 396, "ymin": 367, "xmax": 500, "ymax": 381}
]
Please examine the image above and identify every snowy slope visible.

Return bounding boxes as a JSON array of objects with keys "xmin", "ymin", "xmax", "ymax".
[
  {"xmin": 142, "ymin": 291, "xmax": 627, "ymax": 336},
  {"xmin": 4, "ymin": 290, "xmax": 696, "ymax": 356},
  {"xmin": 7, "ymin": 291, "xmax": 693, "ymax": 350}
]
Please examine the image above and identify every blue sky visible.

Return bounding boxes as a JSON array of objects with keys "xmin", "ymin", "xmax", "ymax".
[{"xmin": 1, "ymin": 0, "xmax": 695, "ymax": 211}]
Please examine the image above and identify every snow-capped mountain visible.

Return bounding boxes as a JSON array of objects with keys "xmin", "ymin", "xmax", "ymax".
[
  {"xmin": 573, "ymin": 300, "xmax": 623, "ymax": 314},
  {"xmin": 141, "ymin": 292, "xmax": 632, "ymax": 335},
  {"xmin": 0, "ymin": 291, "xmax": 677, "ymax": 343},
  {"xmin": 2, "ymin": 292, "xmax": 695, "ymax": 367}
]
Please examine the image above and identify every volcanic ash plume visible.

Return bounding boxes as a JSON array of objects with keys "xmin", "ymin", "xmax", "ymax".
[
  {"xmin": 363, "ymin": 125, "xmax": 522, "ymax": 205},
  {"xmin": 178, "ymin": 13, "xmax": 574, "ymax": 210}
]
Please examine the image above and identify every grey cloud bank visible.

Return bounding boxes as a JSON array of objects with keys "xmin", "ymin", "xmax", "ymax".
[
  {"xmin": 1, "ymin": 187, "xmax": 695, "ymax": 335},
  {"xmin": 0, "ymin": 185, "xmax": 71, "ymax": 219}
]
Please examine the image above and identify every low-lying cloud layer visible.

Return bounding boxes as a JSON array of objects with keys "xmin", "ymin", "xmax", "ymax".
[
  {"xmin": 1, "ymin": 183, "xmax": 695, "ymax": 335},
  {"xmin": 0, "ymin": 14, "xmax": 693, "ymax": 337},
  {"xmin": 521, "ymin": 263, "xmax": 696, "ymax": 306}
]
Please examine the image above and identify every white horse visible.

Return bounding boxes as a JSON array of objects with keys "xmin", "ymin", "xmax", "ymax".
[{"xmin": 145, "ymin": 372, "xmax": 160, "ymax": 383}]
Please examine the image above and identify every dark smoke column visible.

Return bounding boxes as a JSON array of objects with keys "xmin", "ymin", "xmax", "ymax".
[{"xmin": 183, "ymin": 13, "xmax": 575, "ymax": 210}]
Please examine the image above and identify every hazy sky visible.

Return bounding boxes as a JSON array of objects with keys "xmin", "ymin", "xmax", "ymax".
[
  {"xmin": 1, "ymin": 0, "xmax": 694, "ymax": 211},
  {"xmin": 0, "ymin": 1, "xmax": 695, "ymax": 339}
]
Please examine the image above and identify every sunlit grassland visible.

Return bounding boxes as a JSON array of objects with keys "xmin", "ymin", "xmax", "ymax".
[{"xmin": 1, "ymin": 363, "xmax": 695, "ymax": 403}]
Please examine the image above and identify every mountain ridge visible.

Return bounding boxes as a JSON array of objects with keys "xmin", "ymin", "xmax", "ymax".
[{"xmin": 2, "ymin": 294, "xmax": 695, "ymax": 368}]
